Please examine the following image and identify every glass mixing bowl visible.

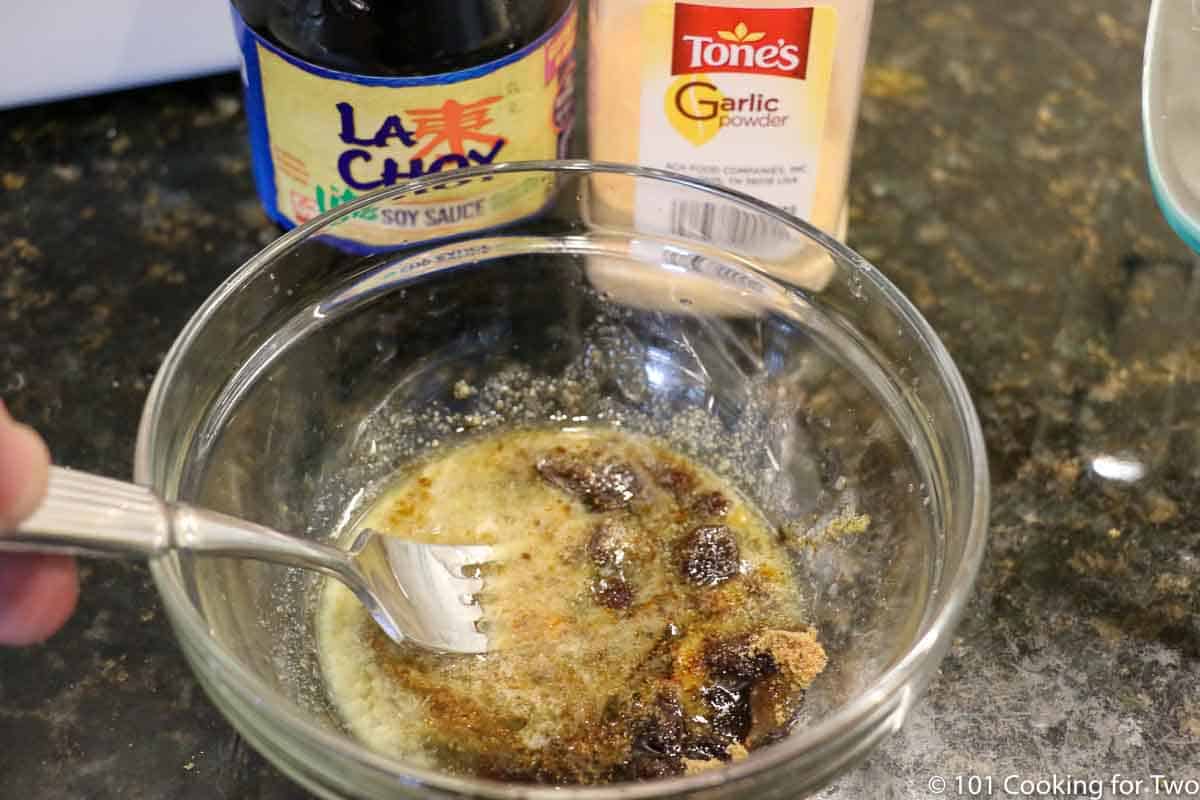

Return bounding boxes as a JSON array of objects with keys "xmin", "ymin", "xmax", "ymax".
[{"xmin": 133, "ymin": 161, "xmax": 987, "ymax": 799}]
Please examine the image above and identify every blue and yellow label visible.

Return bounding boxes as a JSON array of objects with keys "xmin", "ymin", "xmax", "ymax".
[{"xmin": 232, "ymin": 4, "xmax": 576, "ymax": 247}]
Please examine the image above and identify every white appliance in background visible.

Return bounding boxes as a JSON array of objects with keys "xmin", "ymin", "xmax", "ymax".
[{"xmin": 1, "ymin": 0, "xmax": 240, "ymax": 110}]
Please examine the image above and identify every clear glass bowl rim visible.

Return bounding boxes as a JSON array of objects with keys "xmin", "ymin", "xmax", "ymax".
[{"xmin": 133, "ymin": 159, "xmax": 990, "ymax": 799}]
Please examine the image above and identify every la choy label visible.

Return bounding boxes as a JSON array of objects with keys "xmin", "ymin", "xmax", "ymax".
[{"xmin": 233, "ymin": 5, "xmax": 577, "ymax": 248}]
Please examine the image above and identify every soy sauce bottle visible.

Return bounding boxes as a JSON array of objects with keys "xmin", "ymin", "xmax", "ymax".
[{"xmin": 229, "ymin": 0, "xmax": 578, "ymax": 248}]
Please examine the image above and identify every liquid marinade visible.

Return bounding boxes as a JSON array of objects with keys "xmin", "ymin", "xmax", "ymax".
[{"xmin": 318, "ymin": 426, "xmax": 826, "ymax": 783}]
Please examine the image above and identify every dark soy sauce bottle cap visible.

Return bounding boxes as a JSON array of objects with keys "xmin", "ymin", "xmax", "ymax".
[{"xmin": 233, "ymin": 0, "xmax": 574, "ymax": 76}]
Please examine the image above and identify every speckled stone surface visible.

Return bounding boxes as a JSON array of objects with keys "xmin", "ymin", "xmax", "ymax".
[{"xmin": 1, "ymin": 1, "xmax": 1197, "ymax": 798}]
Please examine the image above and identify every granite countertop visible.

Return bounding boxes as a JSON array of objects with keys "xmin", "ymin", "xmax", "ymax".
[{"xmin": 1, "ymin": 1, "xmax": 1197, "ymax": 797}]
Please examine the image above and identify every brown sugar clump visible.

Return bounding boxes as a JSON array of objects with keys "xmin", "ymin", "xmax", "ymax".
[
  {"xmin": 678, "ymin": 525, "xmax": 740, "ymax": 586},
  {"xmin": 704, "ymin": 634, "xmax": 778, "ymax": 682},
  {"xmin": 592, "ymin": 575, "xmax": 634, "ymax": 609},
  {"xmin": 751, "ymin": 628, "xmax": 827, "ymax": 689},
  {"xmin": 537, "ymin": 454, "xmax": 641, "ymax": 511},
  {"xmin": 696, "ymin": 628, "xmax": 828, "ymax": 747}
]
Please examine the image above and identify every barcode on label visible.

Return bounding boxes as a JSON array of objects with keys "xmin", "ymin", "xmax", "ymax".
[{"xmin": 668, "ymin": 200, "xmax": 794, "ymax": 250}]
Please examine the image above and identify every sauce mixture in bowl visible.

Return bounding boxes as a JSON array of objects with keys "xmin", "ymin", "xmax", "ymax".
[{"xmin": 318, "ymin": 427, "xmax": 826, "ymax": 784}]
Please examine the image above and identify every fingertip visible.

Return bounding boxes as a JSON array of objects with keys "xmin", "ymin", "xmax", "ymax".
[
  {"xmin": 0, "ymin": 417, "xmax": 51, "ymax": 529},
  {"xmin": 0, "ymin": 554, "xmax": 79, "ymax": 646}
]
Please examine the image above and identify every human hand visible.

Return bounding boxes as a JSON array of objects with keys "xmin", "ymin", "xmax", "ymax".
[{"xmin": 0, "ymin": 401, "xmax": 78, "ymax": 645}]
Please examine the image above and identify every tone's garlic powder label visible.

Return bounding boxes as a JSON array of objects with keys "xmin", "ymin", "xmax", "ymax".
[
  {"xmin": 233, "ymin": 5, "xmax": 577, "ymax": 249},
  {"xmin": 636, "ymin": 3, "xmax": 837, "ymax": 230}
]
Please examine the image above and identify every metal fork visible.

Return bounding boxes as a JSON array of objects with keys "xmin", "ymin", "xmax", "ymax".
[{"xmin": 3, "ymin": 467, "xmax": 493, "ymax": 653}]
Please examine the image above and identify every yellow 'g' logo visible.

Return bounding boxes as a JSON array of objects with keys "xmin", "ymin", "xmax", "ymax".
[{"xmin": 664, "ymin": 75, "xmax": 725, "ymax": 146}]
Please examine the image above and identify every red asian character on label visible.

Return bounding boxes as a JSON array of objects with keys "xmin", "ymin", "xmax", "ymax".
[
  {"xmin": 671, "ymin": 3, "xmax": 814, "ymax": 80},
  {"xmin": 406, "ymin": 96, "xmax": 505, "ymax": 161}
]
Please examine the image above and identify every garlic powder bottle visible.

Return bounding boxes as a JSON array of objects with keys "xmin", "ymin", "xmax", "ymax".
[{"xmin": 587, "ymin": 1, "xmax": 872, "ymax": 249}]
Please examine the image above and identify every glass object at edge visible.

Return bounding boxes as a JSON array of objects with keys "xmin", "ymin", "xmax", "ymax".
[{"xmin": 1143, "ymin": 0, "xmax": 1200, "ymax": 252}]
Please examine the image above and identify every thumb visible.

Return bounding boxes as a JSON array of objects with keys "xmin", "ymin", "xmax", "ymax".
[{"xmin": 0, "ymin": 402, "xmax": 51, "ymax": 531}]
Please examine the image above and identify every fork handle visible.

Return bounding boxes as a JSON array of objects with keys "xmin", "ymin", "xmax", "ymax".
[
  {"xmin": 4, "ymin": 467, "xmax": 356, "ymax": 582},
  {"xmin": 5, "ymin": 466, "xmax": 170, "ymax": 558}
]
